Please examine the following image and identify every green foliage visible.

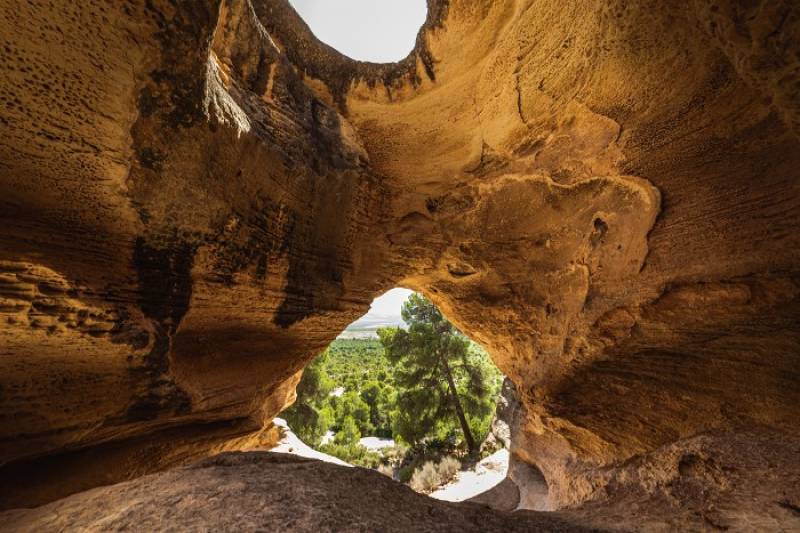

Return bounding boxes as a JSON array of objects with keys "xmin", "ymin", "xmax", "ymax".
[
  {"xmin": 398, "ymin": 464, "xmax": 415, "ymax": 483},
  {"xmin": 318, "ymin": 442, "xmax": 382, "ymax": 468},
  {"xmin": 335, "ymin": 415, "xmax": 361, "ymax": 445},
  {"xmin": 378, "ymin": 293, "xmax": 496, "ymax": 454},
  {"xmin": 333, "ymin": 391, "xmax": 373, "ymax": 435},
  {"xmin": 281, "ymin": 352, "xmax": 333, "ymax": 447},
  {"xmin": 360, "ymin": 380, "xmax": 394, "ymax": 437},
  {"xmin": 324, "ymin": 338, "xmax": 388, "ymax": 390},
  {"xmin": 282, "ymin": 293, "xmax": 504, "ymax": 468},
  {"xmin": 295, "ymin": 350, "xmax": 333, "ymax": 404}
]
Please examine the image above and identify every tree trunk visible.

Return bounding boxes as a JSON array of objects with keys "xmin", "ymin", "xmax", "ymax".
[{"xmin": 440, "ymin": 356, "xmax": 477, "ymax": 454}]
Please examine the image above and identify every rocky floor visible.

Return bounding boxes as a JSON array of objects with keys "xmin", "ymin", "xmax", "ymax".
[
  {"xmin": 0, "ymin": 452, "xmax": 594, "ymax": 533},
  {"xmin": 3, "ymin": 430, "xmax": 799, "ymax": 532}
]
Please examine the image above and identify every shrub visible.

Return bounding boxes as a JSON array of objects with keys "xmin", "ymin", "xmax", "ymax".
[
  {"xmin": 335, "ymin": 416, "xmax": 361, "ymax": 445},
  {"xmin": 409, "ymin": 461, "xmax": 441, "ymax": 493},
  {"xmin": 377, "ymin": 464, "xmax": 394, "ymax": 478},
  {"xmin": 283, "ymin": 403, "xmax": 329, "ymax": 447},
  {"xmin": 335, "ymin": 391, "xmax": 373, "ymax": 435},
  {"xmin": 437, "ymin": 456, "xmax": 461, "ymax": 483},
  {"xmin": 318, "ymin": 442, "xmax": 382, "ymax": 469},
  {"xmin": 381, "ymin": 444, "xmax": 408, "ymax": 466},
  {"xmin": 408, "ymin": 456, "xmax": 461, "ymax": 493},
  {"xmin": 398, "ymin": 465, "xmax": 415, "ymax": 483}
]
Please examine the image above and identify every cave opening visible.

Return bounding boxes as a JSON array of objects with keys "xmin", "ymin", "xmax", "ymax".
[
  {"xmin": 276, "ymin": 287, "xmax": 512, "ymax": 500},
  {"xmin": 287, "ymin": 0, "xmax": 428, "ymax": 63}
]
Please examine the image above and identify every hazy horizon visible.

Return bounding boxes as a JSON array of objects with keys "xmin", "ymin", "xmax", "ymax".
[{"xmin": 340, "ymin": 287, "xmax": 413, "ymax": 338}]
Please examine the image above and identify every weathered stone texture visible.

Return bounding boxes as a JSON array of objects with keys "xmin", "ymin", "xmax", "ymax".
[
  {"xmin": 1, "ymin": 0, "xmax": 798, "ymax": 529},
  {"xmin": 0, "ymin": 452, "xmax": 593, "ymax": 533}
]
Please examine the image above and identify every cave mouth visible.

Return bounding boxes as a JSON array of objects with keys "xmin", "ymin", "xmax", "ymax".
[
  {"xmin": 287, "ymin": 0, "xmax": 428, "ymax": 63},
  {"xmin": 277, "ymin": 287, "xmax": 510, "ymax": 499}
]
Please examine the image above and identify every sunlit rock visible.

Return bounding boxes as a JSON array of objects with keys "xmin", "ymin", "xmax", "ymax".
[{"xmin": 1, "ymin": 0, "xmax": 798, "ymax": 529}]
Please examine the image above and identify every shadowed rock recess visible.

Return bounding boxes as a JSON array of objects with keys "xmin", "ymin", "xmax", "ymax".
[{"xmin": 0, "ymin": 0, "xmax": 798, "ymax": 531}]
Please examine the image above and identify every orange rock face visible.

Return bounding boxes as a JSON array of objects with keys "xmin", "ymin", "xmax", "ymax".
[{"xmin": 1, "ymin": 0, "xmax": 799, "ymax": 528}]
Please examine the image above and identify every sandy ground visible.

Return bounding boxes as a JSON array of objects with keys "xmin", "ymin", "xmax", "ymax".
[
  {"xmin": 272, "ymin": 419, "xmax": 509, "ymax": 504},
  {"xmin": 359, "ymin": 436, "xmax": 396, "ymax": 451},
  {"xmin": 319, "ymin": 431, "xmax": 395, "ymax": 451},
  {"xmin": 268, "ymin": 418, "xmax": 350, "ymax": 466},
  {"xmin": 429, "ymin": 449, "xmax": 509, "ymax": 502}
]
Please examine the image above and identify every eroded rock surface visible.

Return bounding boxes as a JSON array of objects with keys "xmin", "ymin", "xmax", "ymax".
[
  {"xmin": 0, "ymin": 452, "xmax": 592, "ymax": 533},
  {"xmin": 1, "ymin": 0, "xmax": 799, "ymax": 529}
]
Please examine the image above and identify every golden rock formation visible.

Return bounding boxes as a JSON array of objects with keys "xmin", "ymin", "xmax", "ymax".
[{"xmin": 1, "ymin": 0, "xmax": 798, "ymax": 529}]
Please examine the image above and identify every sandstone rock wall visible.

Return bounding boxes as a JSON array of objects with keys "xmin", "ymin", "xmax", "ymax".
[
  {"xmin": 0, "ymin": 0, "xmax": 392, "ymax": 506},
  {"xmin": 1, "ymin": 0, "xmax": 798, "ymax": 527}
]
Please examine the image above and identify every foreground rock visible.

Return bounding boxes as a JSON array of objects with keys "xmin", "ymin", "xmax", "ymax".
[
  {"xmin": 0, "ymin": 452, "xmax": 592, "ymax": 533},
  {"xmin": 565, "ymin": 429, "xmax": 800, "ymax": 532}
]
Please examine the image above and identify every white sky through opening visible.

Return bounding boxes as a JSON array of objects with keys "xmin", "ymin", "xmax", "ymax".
[
  {"xmin": 288, "ymin": 0, "xmax": 427, "ymax": 63},
  {"xmin": 341, "ymin": 287, "xmax": 413, "ymax": 338}
]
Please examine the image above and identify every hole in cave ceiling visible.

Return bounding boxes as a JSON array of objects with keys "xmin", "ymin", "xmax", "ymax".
[{"xmin": 288, "ymin": 0, "xmax": 428, "ymax": 63}]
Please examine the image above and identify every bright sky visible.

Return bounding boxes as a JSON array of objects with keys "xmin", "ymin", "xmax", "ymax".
[
  {"xmin": 288, "ymin": 0, "xmax": 427, "ymax": 63},
  {"xmin": 369, "ymin": 287, "xmax": 413, "ymax": 317},
  {"xmin": 344, "ymin": 287, "xmax": 413, "ymax": 333}
]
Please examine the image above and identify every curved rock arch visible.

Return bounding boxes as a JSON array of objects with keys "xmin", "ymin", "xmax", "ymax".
[{"xmin": 1, "ymin": 0, "xmax": 798, "ymax": 528}]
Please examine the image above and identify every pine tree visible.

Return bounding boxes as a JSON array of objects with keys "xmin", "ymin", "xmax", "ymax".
[
  {"xmin": 282, "ymin": 351, "xmax": 334, "ymax": 446},
  {"xmin": 378, "ymin": 293, "xmax": 492, "ymax": 454},
  {"xmin": 335, "ymin": 415, "xmax": 362, "ymax": 445}
]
